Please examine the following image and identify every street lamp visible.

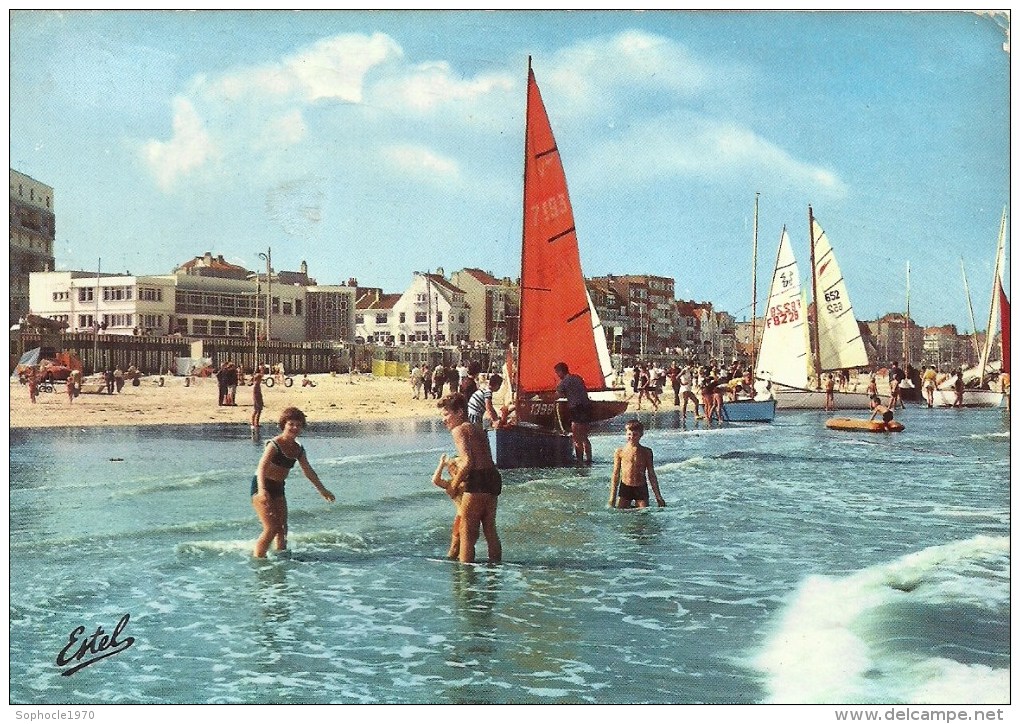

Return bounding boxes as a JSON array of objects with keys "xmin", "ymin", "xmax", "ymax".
[
  {"xmin": 257, "ymin": 247, "xmax": 272, "ymax": 341},
  {"xmin": 245, "ymin": 274, "xmax": 262, "ymax": 369}
]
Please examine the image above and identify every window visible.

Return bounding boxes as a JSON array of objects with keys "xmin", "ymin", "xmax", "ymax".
[
  {"xmin": 272, "ymin": 297, "xmax": 280, "ymax": 314},
  {"xmin": 139, "ymin": 287, "xmax": 163, "ymax": 302},
  {"xmin": 355, "ymin": 314, "xmax": 364, "ymax": 324},
  {"xmin": 192, "ymin": 319, "xmax": 209, "ymax": 336},
  {"xmin": 101, "ymin": 314, "xmax": 133, "ymax": 328},
  {"xmin": 52, "ymin": 291, "xmax": 69, "ymax": 302},
  {"xmin": 78, "ymin": 287, "xmax": 94, "ymax": 302},
  {"xmin": 459, "ymin": 314, "xmax": 466, "ymax": 324},
  {"xmin": 399, "ymin": 312, "xmax": 406, "ymax": 323},
  {"xmin": 78, "ymin": 314, "xmax": 94, "ymax": 329},
  {"xmin": 376, "ymin": 313, "xmax": 387, "ymax": 324},
  {"xmin": 295, "ymin": 299, "xmax": 302, "ymax": 315},
  {"xmin": 227, "ymin": 321, "xmax": 245, "ymax": 337},
  {"xmin": 415, "ymin": 312, "xmax": 427, "ymax": 323},
  {"xmin": 210, "ymin": 320, "xmax": 227, "ymax": 336},
  {"xmin": 436, "ymin": 311, "xmax": 443, "ymax": 323},
  {"xmin": 282, "ymin": 301, "xmax": 293, "ymax": 315}
]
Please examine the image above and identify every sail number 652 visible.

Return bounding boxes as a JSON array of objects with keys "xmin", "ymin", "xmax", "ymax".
[{"xmin": 824, "ymin": 289, "xmax": 844, "ymax": 314}]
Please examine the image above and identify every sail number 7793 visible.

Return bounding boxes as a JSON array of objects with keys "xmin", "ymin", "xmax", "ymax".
[{"xmin": 531, "ymin": 193, "xmax": 569, "ymax": 226}]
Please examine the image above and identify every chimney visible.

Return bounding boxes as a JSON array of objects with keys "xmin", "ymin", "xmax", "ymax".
[
  {"xmin": 435, "ymin": 267, "xmax": 444, "ymax": 277},
  {"xmin": 348, "ymin": 277, "xmax": 358, "ymax": 287},
  {"xmin": 204, "ymin": 252, "xmax": 213, "ymax": 264},
  {"xmin": 300, "ymin": 260, "xmax": 308, "ymax": 276}
]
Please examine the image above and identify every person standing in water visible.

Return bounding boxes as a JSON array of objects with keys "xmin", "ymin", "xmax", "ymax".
[
  {"xmin": 251, "ymin": 407, "xmax": 335, "ymax": 558},
  {"xmin": 554, "ymin": 362, "xmax": 594, "ymax": 464},
  {"xmin": 437, "ymin": 393, "xmax": 502, "ymax": 564},
  {"xmin": 609, "ymin": 419, "xmax": 665, "ymax": 509}
]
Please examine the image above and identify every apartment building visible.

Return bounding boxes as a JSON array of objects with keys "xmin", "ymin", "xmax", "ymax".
[{"xmin": 10, "ymin": 169, "xmax": 56, "ymax": 326}]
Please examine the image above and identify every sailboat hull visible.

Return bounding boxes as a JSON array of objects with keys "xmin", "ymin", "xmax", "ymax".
[
  {"xmin": 720, "ymin": 398, "xmax": 776, "ymax": 422},
  {"xmin": 516, "ymin": 391, "xmax": 629, "ymax": 431},
  {"xmin": 773, "ymin": 387, "xmax": 873, "ymax": 410},
  {"xmin": 930, "ymin": 389, "xmax": 1003, "ymax": 408}
]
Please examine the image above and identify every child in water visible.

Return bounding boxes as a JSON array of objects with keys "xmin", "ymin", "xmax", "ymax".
[
  {"xmin": 432, "ymin": 453, "xmax": 464, "ymax": 559},
  {"xmin": 610, "ymin": 419, "xmax": 666, "ymax": 509}
]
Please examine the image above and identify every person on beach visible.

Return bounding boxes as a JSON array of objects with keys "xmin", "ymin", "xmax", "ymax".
[
  {"xmin": 104, "ymin": 368, "xmax": 115, "ymax": 395},
  {"xmin": 888, "ymin": 361, "xmax": 906, "ymax": 410},
  {"xmin": 66, "ymin": 375, "xmax": 75, "ymax": 403},
  {"xmin": 225, "ymin": 362, "xmax": 239, "ymax": 404},
  {"xmin": 432, "ymin": 453, "xmax": 465, "ymax": 559},
  {"xmin": 554, "ymin": 362, "xmax": 594, "ymax": 464},
  {"xmin": 468, "ymin": 374, "xmax": 503, "ymax": 429},
  {"xmin": 421, "ymin": 364, "xmax": 433, "ymax": 399},
  {"xmin": 410, "ymin": 365, "xmax": 423, "ymax": 399},
  {"xmin": 824, "ymin": 373, "xmax": 836, "ymax": 411},
  {"xmin": 868, "ymin": 396, "xmax": 896, "ymax": 430},
  {"xmin": 952, "ymin": 368, "xmax": 965, "ymax": 408},
  {"xmin": 251, "ymin": 369, "xmax": 265, "ymax": 431},
  {"xmin": 866, "ymin": 375, "xmax": 879, "ymax": 408},
  {"xmin": 432, "ymin": 364, "xmax": 446, "ymax": 397},
  {"xmin": 301, "ymin": 373, "xmax": 316, "ymax": 388},
  {"xmin": 609, "ymin": 419, "xmax": 665, "ymax": 509},
  {"xmin": 677, "ymin": 365, "xmax": 700, "ymax": 419},
  {"xmin": 437, "ymin": 393, "xmax": 502, "ymax": 564},
  {"xmin": 922, "ymin": 364, "xmax": 938, "ymax": 408},
  {"xmin": 251, "ymin": 407, "xmax": 335, "ymax": 558},
  {"xmin": 114, "ymin": 366, "xmax": 125, "ymax": 393},
  {"xmin": 27, "ymin": 368, "xmax": 38, "ymax": 403}
]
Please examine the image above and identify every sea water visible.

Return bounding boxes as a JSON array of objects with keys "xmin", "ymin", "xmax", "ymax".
[{"xmin": 9, "ymin": 408, "xmax": 1010, "ymax": 705}]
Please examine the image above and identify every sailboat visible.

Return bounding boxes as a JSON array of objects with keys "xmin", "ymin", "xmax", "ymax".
[
  {"xmin": 720, "ymin": 193, "xmax": 776, "ymax": 422},
  {"xmin": 508, "ymin": 60, "xmax": 628, "ymax": 431},
  {"xmin": 932, "ymin": 209, "xmax": 1007, "ymax": 408},
  {"xmin": 755, "ymin": 208, "xmax": 872, "ymax": 409}
]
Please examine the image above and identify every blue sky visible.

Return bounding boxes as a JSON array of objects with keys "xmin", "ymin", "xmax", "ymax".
[{"xmin": 9, "ymin": 10, "xmax": 1010, "ymax": 332}]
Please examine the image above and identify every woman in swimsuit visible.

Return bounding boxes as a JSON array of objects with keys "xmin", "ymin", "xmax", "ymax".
[{"xmin": 252, "ymin": 407, "xmax": 335, "ymax": 558}]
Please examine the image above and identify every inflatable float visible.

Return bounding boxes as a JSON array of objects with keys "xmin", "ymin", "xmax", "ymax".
[{"xmin": 825, "ymin": 417, "xmax": 904, "ymax": 433}]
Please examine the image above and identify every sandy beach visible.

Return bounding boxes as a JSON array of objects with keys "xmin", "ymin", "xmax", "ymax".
[
  {"xmin": 9, "ymin": 370, "xmax": 896, "ymax": 430},
  {"xmin": 8, "ymin": 373, "xmax": 449, "ymax": 429}
]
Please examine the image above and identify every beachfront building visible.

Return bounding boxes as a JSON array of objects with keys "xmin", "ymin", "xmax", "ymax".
[
  {"xmin": 923, "ymin": 324, "xmax": 979, "ymax": 370},
  {"xmin": 585, "ymin": 277, "xmax": 626, "ymax": 360},
  {"xmin": 354, "ymin": 289, "xmax": 401, "ymax": 345},
  {"xmin": 868, "ymin": 312, "xmax": 926, "ymax": 367},
  {"xmin": 305, "ymin": 279, "xmax": 357, "ymax": 344},
  {"xmin": 10, "ymin": 169, "xmax": 56, "ymax": 327},
  {"xmin": 589, "ymin": 274, "xmax": 677, "ymax": 358},
  {"xmin": 27, "ymin": 256, "xmax": 310, "ymax": 342},
  {"xmin": 450, "ymin": 268, "xmax": 519, "ymax": 346},
  {"xmin": 394, "ymin": 272, "xmax": 471, "ymax": 346}
]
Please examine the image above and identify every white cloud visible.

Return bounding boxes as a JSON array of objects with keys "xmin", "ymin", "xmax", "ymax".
[
  {"xmin": 578, "ymin": 112, "xmax": 845, "ymax": 195},
  {"xmin": 381, "ymin": 143, "xmax": 460, "ymax": 182},
  {"xmin": 258, "ymin": 110, "xmax": 307, "ymax": 150},
  {"xmin": 205, "ymin": 32, "xmax": 403, "ymax": 104},
  {"xmin": 370, "ymin": 60, "xmax": 514, "ymax": 114},
  {"xmin": 141, "ymin": 97, "xmax": 216, "ymax": 190}
]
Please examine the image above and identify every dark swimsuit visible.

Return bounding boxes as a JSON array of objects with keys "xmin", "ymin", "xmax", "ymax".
[
  {"xmin": 464, "ymin": 467, "xmax": 502, "ymax": 496},
  {"xmin": 618, "ymin": 482, "xmax": 649, "ymax": 504},
  {"xmin": 250, "ymin": 440, "xmax": 304, "ymax": 497}
]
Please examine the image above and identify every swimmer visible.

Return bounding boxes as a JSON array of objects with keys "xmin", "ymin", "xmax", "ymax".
[
  {"xmin": 610, "ymin": 419, "xmax": 665, "ymax": 509},
  {"xmin": 251, "ymin": 407, "xmax": 335, "ymax": 558},
  {"xmin": 432, "ymin": 454, "xmax": 464, "ymax": 559}
]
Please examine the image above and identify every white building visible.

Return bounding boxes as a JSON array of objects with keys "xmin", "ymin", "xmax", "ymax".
[
  {"xmin": 353, "ymin": 272, "xmax": 471, "ymax": 346},
  {"xmin": 28, "ymin": 268, "xmax": 308, "ymax": 342}
]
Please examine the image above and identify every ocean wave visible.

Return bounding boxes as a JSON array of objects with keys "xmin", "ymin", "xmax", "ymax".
[
  {"xmin": 969, "ymin": 431, "xmax": 1009, "ymax": 441},
  {"xmin": 752, "ymin": 535, "xmax": 1009, "ymax": 704}
]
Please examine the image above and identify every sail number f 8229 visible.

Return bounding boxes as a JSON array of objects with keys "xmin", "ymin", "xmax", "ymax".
[{"xmin": 766, "ymin": 300, "xmax": 801, "ymax": 327}]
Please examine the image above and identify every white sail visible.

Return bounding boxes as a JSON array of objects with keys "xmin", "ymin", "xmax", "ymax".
[
  {"xmin": 811, "ymin": 217, "xmax": 869, "ymax": 371},
  {"xmin": 978, "ymin": 208, "xmax": 1007, "ymax": 384},
  {"xmin": 586, "ymin": 289, "xmax": 616, "ymax": 388},
  {"xmin": 755, "ymin": 229, "xmax": 809, "ymax": 389}
]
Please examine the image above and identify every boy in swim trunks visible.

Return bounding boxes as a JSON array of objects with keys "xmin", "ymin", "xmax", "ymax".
[
  {"xmin": 868, "ymin": 396, "xmax": 896, "ymax": 430},
  {"xmin": 432, "ymin": 454, "xmax": 464, "ymax": 559},
  {"xmin": 609, "ymin": 419, "xmax": 666, "ymax": 509},
  {"xmin": 437, "ymin": 393, "xmax": 502, "ymax": 563}
]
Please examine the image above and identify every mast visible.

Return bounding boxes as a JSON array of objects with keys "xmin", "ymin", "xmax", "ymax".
[
  {"xmin": 903, "ymin": 261, "xmax": 910, "ymax": 366},
  {"xmin": 750, "ymin": 192, "xmax": 760, "ymax": 372},
  {"xmin": 808, "ymin": 205, "xmax": 821, "ymax": 388},
  {"xmin": 513, "ymin": 56, "xmax": 532, "ymax": 396},
  {"xmin": 979, "ymin": 207, "xmax": 1008, "ymax": 386},
  {"xmin": 961, "ymin": 260, "xmax": 982, "ymax": 364}
]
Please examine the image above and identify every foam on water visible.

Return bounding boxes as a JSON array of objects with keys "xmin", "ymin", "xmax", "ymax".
[{"xmin": 752, "ymin": 535, "xmax": 1009, "ymax": 704}]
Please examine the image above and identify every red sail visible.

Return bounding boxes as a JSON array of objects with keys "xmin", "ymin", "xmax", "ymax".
[
  {"xmin": 517, "ymin": 67, "xmax": 604, "ymax": 395},
  {"xmin": 999, "ymin": 282, "xmax": 1010, "ymax": 374}
]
